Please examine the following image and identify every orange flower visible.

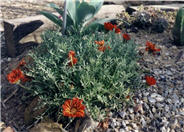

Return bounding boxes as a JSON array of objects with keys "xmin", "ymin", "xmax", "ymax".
[
  {"xmin": 145, "ymin": 41, "xmax": 161, "ymax": 54},
  {"xmin": 68, "ymin": 50, "xmax": 76, "ymax": 58},
  {"xmin": 145, "ymin": 76, "xmax": 156, "ymax": 86},
  {"xmin": 122, "ymin": 33, "xmax": 131, "ymax": 41},
  {"xmin": 98, "ymin": 46, "xmax": 106, "ymax": 52},
  {"xmin": 21, "ymin": 75, "xmax": 31, "ymax": 83},
  {"xmin": 7, "ymin": 68, "xmax": 24, "ymax": 84},
  {"xmin": 95, "ymin": 40, "xmax": 105, "ymax": 46},
  {"xmin": 68, "ymin": 56, "xmax": 78, "ymax": 67},
  {"xmin": 68, "ymin": 51, "xmax": 77, "ymax": 67},
  {"xmin": 104, "ymin": 22, "xmax": 114, "ymax": 31},
  {"xmin": 115, "ymin": 28, "xmax": 121, "ymax": 34},
  {"xmin": 62, "ymin": 97, "xmax": 85, "ymax": 118},
  {"xmin": 18, "ymin": 58, "xmax": 26, "ymax": 67}
]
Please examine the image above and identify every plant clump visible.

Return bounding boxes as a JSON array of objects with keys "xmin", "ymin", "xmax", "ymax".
[{"xmin": 25, "ymin": 29, "xmax": 142, "ymax": 121}]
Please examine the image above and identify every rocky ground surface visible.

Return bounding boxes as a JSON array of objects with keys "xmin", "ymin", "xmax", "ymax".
[
  {"xmin": 97, "ymin": 31, "xmax": 184, "ymax": 132},
  {"xmin": 1, "ymin": 1, "xmax": 184, "ymax": 132}
]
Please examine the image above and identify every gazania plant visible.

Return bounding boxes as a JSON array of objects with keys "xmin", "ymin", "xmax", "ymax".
[{"xmin": 23, "ymin": 29, "xmax": 143, "ymax": 122}]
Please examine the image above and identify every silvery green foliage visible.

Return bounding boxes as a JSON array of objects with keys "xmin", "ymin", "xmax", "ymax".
[
  {"xmin": 173, "ymin": 7, "xmax": 184, "ymax": 46},
  {"xmin": 40, "ymin": 0, "xmax": 112, "ymax": 35},
  {"xmin": 26, "ymin": 30, "xmax": 143, "ymax": 120}
]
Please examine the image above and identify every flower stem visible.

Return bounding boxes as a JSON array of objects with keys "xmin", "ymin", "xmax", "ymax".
[
  {"xmin": 64, "ymin": 118, "xmax": 74, "ymax": 129},
  {"xmin": 18, "ymin": 83, "xmax": 32, "ymax": 91}
]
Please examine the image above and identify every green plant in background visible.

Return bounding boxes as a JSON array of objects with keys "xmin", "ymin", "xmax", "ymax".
[
  {"xmin": 172, "ymin": 7, "xmax": 184, "ymax": 46},
  {"xmin": 40, "ymin": 0, "xmax": 113, "ymax": 35},
  {"xmin": 25, "ymin": 29, "xmax": 143, "ymax": 121}
]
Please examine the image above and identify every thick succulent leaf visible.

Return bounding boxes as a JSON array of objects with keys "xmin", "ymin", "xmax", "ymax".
[
  {"xmin": 49, "ymin": 3, "xmax": 63, "ymax": 15},
  {"xmin": 66, "ymin": 0, "xmax": 78, "ymax": 25},
  {"xmin": 49, "ymin": 3, "xmax": 73, "ymax": 26},
  {"xmin": 89, "ymin": 0, "xmax": 104, "ymax": 15},
  {"xmin": 77, "ymin": 2, "xmax": 96, "ymax": 24},
  {"xmin": 40, "ymin": 11, "xmax": 63, "ymax": 27}
]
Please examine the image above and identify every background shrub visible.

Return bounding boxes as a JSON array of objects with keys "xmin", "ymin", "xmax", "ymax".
[{"xmin": 26, "ymin": 30, "xmax": 143, "ymax": 121}]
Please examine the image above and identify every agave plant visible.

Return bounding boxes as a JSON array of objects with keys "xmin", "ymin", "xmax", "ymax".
[{"xmin": 40, "ymin": 0, "xmax": 113, "ymax": 35}]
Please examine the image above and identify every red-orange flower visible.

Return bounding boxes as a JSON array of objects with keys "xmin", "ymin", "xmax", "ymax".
[
  {"xmin": 145, "ymin": 76, "xmax": 156, "ymax": 86},
  {"xmin": 98, "ymin": 46, "xmax": 106, "ymax": 52},
  {"xmin": 95, "ymin": 40, "xmax": 105, "ymax": 46},
  {"xmin": 115, "ymin": 28, "xmax": 121, "ymax": 34},
  {"xmin": 7, "ymin": 68, "xmax": 24, "ymax": 84},
  {"xmin": 145, "ymin": 41, "xmax": 161, "ymax": 54},
  {"xmin": 21, "ymin": 75, "xmax": 31, "ymax": 83},
  {"xmin": 68, "ymin": 50, "xmax": 76, "ymax": 58},
  {"xmin": 122, "ymin": 33, "xmax": 131, "ymax": 41},
  {"xmin": 68, "ymin": 51, "xmax": 77, "ymax": 67},
  {"xmin": 18, "ymin": 58, "xmax": 26, "ymax": 67},
  {"xmin": 104, "ymin": 22, "xmax": 114, "ymax": 31},
  {"xmin": 68, "ymin": 56, "xmax": 78, "ymax": 67},
  {"xmin": 62, "ymin": 97, "xmax": 85, "ymax": 118}
]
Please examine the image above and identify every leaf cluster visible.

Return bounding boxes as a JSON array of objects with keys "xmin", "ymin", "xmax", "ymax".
[
  {"xmin": 26, "ymin": 30, "xmax": 143, "ymax": 120},
  {"xmin": 40, "ymin": 0, "xmax": 112, "ymax": 35}
]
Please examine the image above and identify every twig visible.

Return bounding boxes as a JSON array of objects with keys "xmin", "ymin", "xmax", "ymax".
[{"xmin": 3, "ymin": 88, "xmax": 19, "ymax": 104}]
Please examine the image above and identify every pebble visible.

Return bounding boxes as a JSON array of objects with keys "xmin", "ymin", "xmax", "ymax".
[
  {"xmin": 148, "ymin": 97, "xmax": 156, "ymax": 104},
  {"xmin": 119, "ymin": 128, "xmax": 125, "ymax": 132},
  {"xmin": 164, "ymin": 105, "xmax": 170, "ymax": 112},
  {"xmin": 166, "ymin": 98, "xmax": 172, "ymax": 104},
  {"xmin": 121, "ymin": 121, "xmax": 126, "ymax": 128},
  {"xmin": 110, "ymin": 119, "xmax": 117, "ymax": 128},
  {"xmin": 152, "ymin": 107, "xmax": 156, "ymax": 113},
  {"xmin": 119, "ymin": 111, "xmax": 126, "ymax": 118},
  {"xmin": 156, "ymin": 103, "xmax": 164, "ymax": 108},
  {"xmin": 150, "ymin": 93, "xmax": 165, "ymax": 102},
  {"xmin": 143, "ymin": 92, "xmax": 149, "ymax": 97},
  {"xmin": 140, "ymin": 117, "xmax": 146, "ymax": 127},
  {"xmin": 128, "ymin": 108, "xmax": 134, "ymax": 114},
  {"xmin": 166, "ymin": 70, "xmax": 173, "ymax": 76}
]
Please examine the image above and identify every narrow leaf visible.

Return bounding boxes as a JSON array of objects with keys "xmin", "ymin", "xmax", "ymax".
[{"xmin": 40, "ymin": 11, "xmax": 63, "ymax": 27}]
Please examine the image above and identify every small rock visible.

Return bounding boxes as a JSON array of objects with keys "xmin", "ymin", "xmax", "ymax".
[
  {"xmin": 148, "ymin": 97, "xmax": 156, "ymax": 104},
  {"xmin": 121, "ymin": 121, "xmax": 126, "ymax": 128},
  {"xmin": 134, "ymin": 104, "xmax": 143, "ymax": 113},
  {"xmin": 160, "ymin": 126, "xmax": 167, "ymax": 132},
  {"xmin": 143, "ymin": 92, "xmax": 149, "ymax": 97},
  {"xmin": 131, "ymin": 123, "xmax": 138, "ymax": 129},
  {"xmin": 164, "ymin": 105, "xmax": 170, "ymax": 112},
  {"xmin": 140, "ymin": 117, "xmax": 146, "ymax": 127},
  {"xmin": 143, "ymin": 97, "xmax": 148, "ymax": 102},
  {"xmin": 152, "ymin": 107, "xmax": 156, "ymax": 113},
  {"xmin": 166, "ymin": 98, "xmax": 172, "ymax": 104},
  {"xmin": 166, "ymin": 70, "xmax": 173, "ymax": 76},
  {"xmin": 150, "ymin": 93, "xmax": 164, "ymax": 102},
  {"xmin": 119, "ymin": 128, "xmax": 125, "ymax": 132},
  {"xmin": 110, "ymin": 119, "xmax": 117, "ymax": 128},
  {"xmin": 170, "ymin": 119, "xmax": 179, "ymax": 129},
  {"xmin": 128, "ymin": 108, "xmax": 134, "ymax": 114},
  {"xmin": 129, "ymin": 114, "xmax": 134, "ymax": 120},
  {"xmin": 156, "ymin": 103, "xmax": 164, "ymax": 108},
  {"xmin": 118, "ymin": 111, "xmax": 126, "ymax": 118}
]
